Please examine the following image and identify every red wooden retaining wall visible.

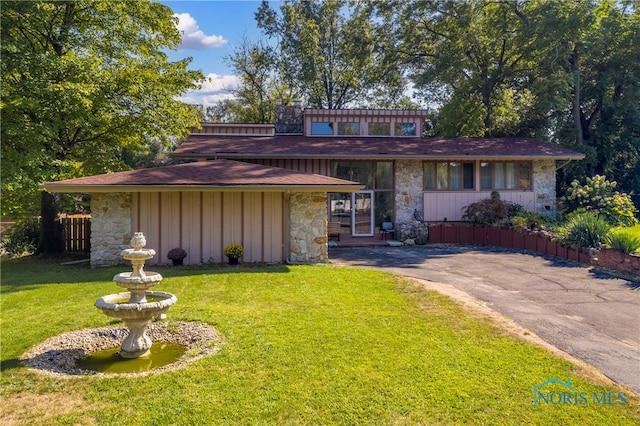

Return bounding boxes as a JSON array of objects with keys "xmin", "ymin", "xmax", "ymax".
[
  {"xmin": 428, "ymin": 223, "xmax": 593, "ymax": 264},
  {"xmin": 427, "ymin": 223, "xmax": 640, "ymax": 280},
  {"xmin": 596, "ymin": 247, "xmax": 640, "ymax": 276}
]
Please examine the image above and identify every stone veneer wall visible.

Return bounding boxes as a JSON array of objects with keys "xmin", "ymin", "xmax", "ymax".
[
  {"xmin": 393, "ymin": 159, "xmax": 558, "ymax": 239},
  {"xmin": 532, "ymin": 160, "xmax": 557, "ymax": 216},
  {"xmin": 289, "ymin": 192, "xmax": 328, "ymax": 263},
  {"xmin": 90, "ymin": 192, "xmax": 131, "ymax": 267},
  {"xmin": 394, "ymin": 160, "xmax": 424, "ymax": 240}
]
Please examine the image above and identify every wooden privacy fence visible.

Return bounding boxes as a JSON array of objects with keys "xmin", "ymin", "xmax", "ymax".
[{"xmin": 60, "ymin": 214, "xmax": 91, "ymax": 253}]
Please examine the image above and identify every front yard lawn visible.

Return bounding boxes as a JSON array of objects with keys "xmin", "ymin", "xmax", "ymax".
[
  {"xmin": 1, "ymin": 257, "xmax": 638, "ymax": 425},
  {"xmin": 616, "ymin": 224, "xmax": 640, "ymax": 240}
]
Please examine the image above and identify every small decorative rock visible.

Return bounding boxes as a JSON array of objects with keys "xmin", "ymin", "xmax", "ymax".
[{"xmin": 22, "ymin": 321, "xmax": 223, "ymax": 377}]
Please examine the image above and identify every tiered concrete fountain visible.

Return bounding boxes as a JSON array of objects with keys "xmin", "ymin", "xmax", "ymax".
[{"xmin": 95, "ymin": 232, "xmax": 177, "ymax": 358}]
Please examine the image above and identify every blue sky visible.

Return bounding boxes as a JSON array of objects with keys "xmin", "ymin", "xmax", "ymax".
[{"xmin": 161, "ymin": 1, "xmax": 277, "ymax": 107}]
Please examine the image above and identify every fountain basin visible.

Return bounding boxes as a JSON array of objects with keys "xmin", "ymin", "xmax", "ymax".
[
  {"xmin": 113, "ymin": 271, "xmax": 163, "ymax": 288},
  {"xmin": 120, "ymin": 247, "xmax": 155, "ymax": 258},
  {"xmin": 95, "ymin": 291, "xmax": 177, "ymax": 320}
]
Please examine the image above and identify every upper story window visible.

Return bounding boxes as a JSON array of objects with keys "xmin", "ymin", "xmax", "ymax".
[
  {"xmin": 480, "ymin": 162, "xmax": 531, "ymax": 190},
  {"xmin": 330, "ymin": 161, "xmax": 393, "ymax": 190},
  {"xmin": 311, "ymin": 122, "xmax": 334, "ymax": 135},
  {"xmin": 368, "ymin": 122, "xmax": 390, "ymax": 136},
  {"xmin": 395, "ymin": 123, "xmax": 416, "ymax": 136},
  {"xmin": 424, "ymin": 161, "xmax": 474, "ymax": 190},
  {"xmin": 338, "ymin": 122, "xmax": 360, "ymax": 136}
]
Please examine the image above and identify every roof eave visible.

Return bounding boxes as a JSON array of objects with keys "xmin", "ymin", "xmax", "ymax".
[
  {"xmin": 172, "ymin": 152, "xmax": 586, "ymax": 161},
  {"xmin": 43, "ymin": 184, "xmax": 364, "ymax": 193}
]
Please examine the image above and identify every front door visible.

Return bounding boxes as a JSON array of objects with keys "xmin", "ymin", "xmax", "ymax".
[{"xmin": 352, "ymin": 191, "xmax": 374, "ymax": 236}]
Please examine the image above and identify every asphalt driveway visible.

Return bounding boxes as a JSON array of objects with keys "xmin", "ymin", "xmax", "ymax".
[{"xmin": 329, "ymin": 245, "xmax": 640, "ymax": 395}]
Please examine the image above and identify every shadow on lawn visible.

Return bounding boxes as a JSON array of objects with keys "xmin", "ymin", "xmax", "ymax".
[
  {"xmin": 0, "ymin": 358, "xmax": 23, "ymax": 373},
  {"xmin": 0, "ymin": 256, "xmax": 291, "ymax": 293},
  {"xmin": 2, "ymin": 349, "xmax": 82, "ymax": 374}
]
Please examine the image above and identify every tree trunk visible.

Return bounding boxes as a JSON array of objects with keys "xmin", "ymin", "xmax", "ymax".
[
  {"xmin": 37, "ymin": 191, "xmax": 64, "ymax": 255},
  {"xmin": 483, "ymin": 89, "xmax": 493, "ymax": 136},
  {"xmin": 570, "ymin": 48, "xmax": 584, "ymax": 145}
]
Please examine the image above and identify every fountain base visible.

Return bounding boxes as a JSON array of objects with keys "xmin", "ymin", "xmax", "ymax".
[
  {"xmin": 120, "ymin": 318, "xmax": 153, "ymax": 358},
  {"xmin": 95, "ymin": 291, "xmax": 177, "ymax": 359}
]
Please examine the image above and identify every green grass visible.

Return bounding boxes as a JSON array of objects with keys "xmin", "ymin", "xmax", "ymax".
[
  {"xmin": 1, "ymin": 257, "xmax": 639, "ymax": 425},
  {"xmin": 615, "ymin": 224, "xmax": 640, "ymax": 239}
]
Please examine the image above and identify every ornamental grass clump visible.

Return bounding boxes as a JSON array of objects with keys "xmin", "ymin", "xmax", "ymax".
[
  {"xmin": 606, "ymin": 232, "xmax": 640, "ymax": 254},
  {"xmin": 555, "ymin": 212, "xmax": 611, "ymax": 248}
]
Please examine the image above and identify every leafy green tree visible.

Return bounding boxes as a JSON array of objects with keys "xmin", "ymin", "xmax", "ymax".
[
  {"xmin": 1, "ymin": 0, "xmax": 203, "ymax": 253},
  {"xmin": 379, "ymin": 0, "xmax": 638, "ymax": 204},
  {"xmin": 254, "ymin": 0, "xmax": 406, "ymax": 109},
  {"xmin": 526, "ymin": 0, "xmax": 640, "ymax": 205},
  {"xmin": 381, "ymin": 0, "xmax": 534, "ymax": 136},
  {"xmin": 205, "ymin": 38, "xmax": 296, "ymax": 123}
]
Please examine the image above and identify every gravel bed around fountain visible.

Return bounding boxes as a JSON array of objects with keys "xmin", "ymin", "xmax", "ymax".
[{"xmin": 22, "ymin": 321, "xmax": 223, "ymax": 377}]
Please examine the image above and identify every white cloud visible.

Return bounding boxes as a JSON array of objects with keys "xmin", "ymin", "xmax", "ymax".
[
  {"xmin": 178, "ymin": 73, "xmax": 241, "ymax": 107},
  {"xmin": 200, "ymin": 73, "xmax": 241, "ymax": 94},
  {"xmin": 175, "ymin": 13, "xmax": 227, "ymax": 50}
]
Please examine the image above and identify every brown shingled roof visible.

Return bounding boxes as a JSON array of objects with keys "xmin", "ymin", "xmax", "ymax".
[
  {"xmin": 44, "ymin": 159, "xmax": 362, "ymax": 193},
  {"xmin": 173, "ymin": 135, "xmax": 584, "ymax": 160}
]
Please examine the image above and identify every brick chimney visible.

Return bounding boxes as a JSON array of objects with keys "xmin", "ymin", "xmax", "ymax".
[{"xmin": 275, "ymin": 100, "xmax": 303, "ymax": 134}]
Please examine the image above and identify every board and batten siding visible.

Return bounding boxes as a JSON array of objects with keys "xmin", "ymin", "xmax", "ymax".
[
  {"xmin": 423, "ymin": 191, "xmax": 537, "ymax": 222},
  {"xmin": 132, "ymin": 191, "xmax": 285, "ymax": 265},
  {"xmin": 246, "ymin": 159, "xmax": 331, "ymax": 176}
]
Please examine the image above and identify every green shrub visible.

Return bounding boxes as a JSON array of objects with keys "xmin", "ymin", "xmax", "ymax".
[
  {"xmin": 1, "ymin": 217, "xmax": 40, "ymax": 256},
  {"xmin": 606, "ymin": 232, "xmax": 640, "ymax": 254},
  {"xmin": 508, "ymin": 211, "xmax": 547, "ymax": 230},
  {"xmin": 462, "ymin": 192, "xmax": 510, "ymax": 225},
  {"xmin": 507, "ymin": 202, "xmax": 526, "ymax": 217},
  {"xmin": 463, "ymin": 193, "xmax": 535, "ymax": 226},
  {"xmin": 561, "ymin": 175, "xmax": 638, "ymax": 226},
  {"xmin": 555, "ymin": 213, "xmax": 611, "ymax": 248}
]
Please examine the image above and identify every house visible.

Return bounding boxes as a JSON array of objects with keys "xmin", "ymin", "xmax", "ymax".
[{"xmin": 45, "ymin": 106, "xmax": 584, "ymax": 266}]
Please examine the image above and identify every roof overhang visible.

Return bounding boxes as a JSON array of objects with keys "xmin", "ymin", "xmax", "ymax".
[
  {"xmin": 172, "ymin": 135, "xmax": 586, "ymax": 162},
  {"xmin": 175, "ymin": 152, "xmax": 586, "ymax": 161},
  {"xmin": 43, "ymin": 159, "xmax": 364, "ymax": 194},
  {"xmin": 43, "ymin": 183, "xmax": 364, "ymax": 193}
]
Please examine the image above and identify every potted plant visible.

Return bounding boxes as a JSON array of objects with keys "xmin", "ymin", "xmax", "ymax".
[
  {"xmin": 167, "ymin": 247, "xmax": 187, "ymax": 266},
  {"xmin": 224, "ymin": 243, "xmax": 244, "ymax": 265}
]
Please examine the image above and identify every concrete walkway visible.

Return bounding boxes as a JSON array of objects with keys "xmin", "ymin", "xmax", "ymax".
[{"xmin": 329, "ymin": 245, "xmax": 640, "ymax": 395}]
